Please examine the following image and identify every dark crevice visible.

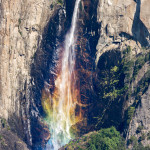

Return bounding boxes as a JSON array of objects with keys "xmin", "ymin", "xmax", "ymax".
[
  {"xmin": 30, "ymin": 7, "xmax": 68, "ymax": 149},
  {"xmin": 132, "ymin": 0, "xmax": 150, "ymax": 47},
  {"xmin": 88, "ymin": 50, "xmax": 125, "ymax": 132}
]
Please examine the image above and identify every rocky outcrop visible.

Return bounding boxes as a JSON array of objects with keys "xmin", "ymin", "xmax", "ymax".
[
  {"xmin": 0, "ymin": 117, "xmax": 28, "ymax": 150},
  {"xmin": 127, "ymin": 86, "xmax": 150, "ymax": 146},
  {"xmin": 97, "ymin": 0, "xmax": 136, "ymax": 36},
  {"xmin": 0, "ymin": 129, "xmax": 28, "ymax": 150},
  {"xmin": 140, "ymin": 0, "xmax": 150, "ymax": 32},
  {"xmin": 96, "ymin": 0, "xmax": 150, "ymax": 64}
]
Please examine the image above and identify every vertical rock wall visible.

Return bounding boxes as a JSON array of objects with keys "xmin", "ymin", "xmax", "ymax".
[
  {"xmin": 96, "ymin": 0, "xmax": 150, "ymax": 146},
  {"xmin": 0, "ymin": 0, "xmax": 60, "ymax": 146},
  {"xmin": 96, "ymin": 0, "xmax": 150, "ymax": 63},
  {"xmin": 0, "ymin": 0, "xmax": 150, "ymax": 148}
]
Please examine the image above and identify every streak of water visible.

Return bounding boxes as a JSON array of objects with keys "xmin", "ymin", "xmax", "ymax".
[{"xmin": 42, "ymin": 0, "xmax": 81, "ymax": 149}]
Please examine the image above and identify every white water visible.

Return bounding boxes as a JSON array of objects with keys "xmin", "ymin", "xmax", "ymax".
[
  {"xmin": 62, "ymin": 0, "xmax": 81, "ymax": 74},
  {"xmin": 45, "ymin": 0, "xmax": 81, "ymax": 149}
]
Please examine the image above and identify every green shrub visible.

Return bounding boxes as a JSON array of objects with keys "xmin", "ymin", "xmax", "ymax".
[
  {"xmin": 123, "ymin": 46, "xmax": 131, "ymax": 55},
  {"xmin": 136, "ymin": 126, "xmax": 144, "ymax": 134},
  {"xmin": 1, "ymin": 118, "xmax": 7, "ymax": 128},
  {"xmin": 128, "ymin": 136, "xmax": 138, "ymax": 145},
  {"xmin": 147, "ymin": 131, "xmax": 150, "ymax": 140},
  {"xmin": 145, "ymin": 52, "xmax": 150, "ymax": 62},
  {"xmin": 88, "ymin": 144, "xmax": 97, "ymax": 150},
  {"xmin": 57, "ymin": 0, "xmax": 63, "ymax": 5},
  {"xmin": 87, "ymin": 127, "xmax": 125, "ymax": 150},
  {"xmin": 18, "ymin": 18, "xmax": 21, "ymax": 25},
  {"xmin": 139, "ymin": 133, "xmax": 146, "ymax": 141},
  {"xmin": 127, "ymin": 106, "xmax": 135, "ymax": 125},
  {"xmin": 133, "ymin": 54, "xmax": 148, "ymax": 78},
  {"xmin": 0, "ymin": 134, "xmax": 3, "ymax": 140},
  {"xmin": 134, "ymin": 70, "xmax": 150, "ymax": 97}
]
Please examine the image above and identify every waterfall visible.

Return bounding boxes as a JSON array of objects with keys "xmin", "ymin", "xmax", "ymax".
[{"xmin": 42, "ymin": 0, "xmax": 82, "ymax": 149}]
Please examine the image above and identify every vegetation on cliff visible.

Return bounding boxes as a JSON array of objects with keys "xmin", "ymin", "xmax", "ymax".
[
  {"xmin": 61, "ymin": 127, "xmax": 125, "ymax": 150},
  {"xmin": 61, "ymin": 126, "xmax": 150, "ymax": 150}
]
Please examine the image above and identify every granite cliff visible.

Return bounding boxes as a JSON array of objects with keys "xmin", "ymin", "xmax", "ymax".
[
  {"xmin": 0, "ymin": 0, "xmax": 150, "ymax": 149},
  {"xmin": 0, "ymin": 0, "xmax": 60, "ymax": 148}
]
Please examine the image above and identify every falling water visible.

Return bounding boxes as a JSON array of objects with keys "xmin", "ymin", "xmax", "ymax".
[{"xmin": 42, "ymin": 0, "xmax": 82, "ymax": 149}]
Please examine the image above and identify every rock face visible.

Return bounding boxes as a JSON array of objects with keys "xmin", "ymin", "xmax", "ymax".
[
  {"xmin": 96, "ymin": 0, "xmax": 150, "ymax": 64},
  {"xmin": 0, "ymin": 0, "xmax": 60, "ymax": 147},
  {"xmin": 126, "ymin": 86, "xmax": 150, "ymax": 146},
  {"xmin": 140, "ymin": 0, "xmax": 150, "ymax": 32},
  {"xmin": 0, "ymin": 117, "xmax": 28, "ymax": 150},
  {"xmin": 0, "ymin": 129, "xmax": 28, "ymax": 150},
  {"xmin": 0, "ymin": 0, "xmax": 150, "ymax": 149},
  {"xmin": 96, "ymin": 0, "xmax": 150, "ymax": 147},
  {"xmin": 97, "ymin": 0, "xmax": 136, "ymax": 36},
  {"xmin": 0, "ymin": 0, "xmax": 53, "ymax": 119}
]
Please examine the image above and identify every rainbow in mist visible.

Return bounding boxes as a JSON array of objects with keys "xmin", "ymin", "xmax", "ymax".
[{"xmin": 41, "ymin": 0, "xmax": 82, "ymax": 149}]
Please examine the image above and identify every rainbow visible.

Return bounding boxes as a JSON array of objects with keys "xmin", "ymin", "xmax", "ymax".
[{"xmin": 41, "ymin": 0, "xmax": 82, "ymax": 149}]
